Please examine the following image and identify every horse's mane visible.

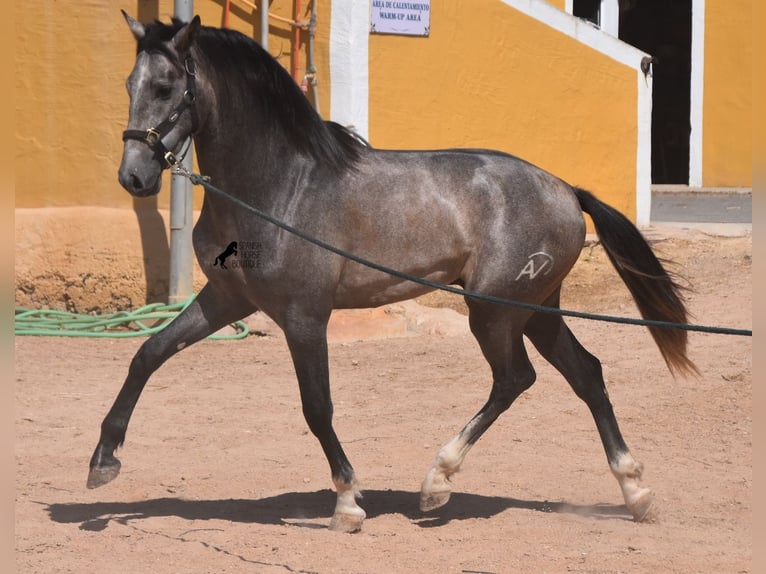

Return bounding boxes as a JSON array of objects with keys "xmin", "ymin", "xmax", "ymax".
[{"xmin": 138, "ymin": 19, "xmax": 366, "ymax": 173}]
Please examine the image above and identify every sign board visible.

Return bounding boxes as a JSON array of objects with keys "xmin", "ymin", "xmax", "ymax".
[{"xmin": 370, "ymin": 1, "xmax": 431, "ymax": 37}]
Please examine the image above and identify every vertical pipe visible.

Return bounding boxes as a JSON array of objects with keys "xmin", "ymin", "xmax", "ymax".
[
  {"xmin": 169, "ymin": 0, "xmax": 195, "ymax": 304},
  {"xmin": 292, "ymin": 0, "xmax": 303, "ymax": 85},
  {"xmin": 261, "ymin": 0, "xmax": 269, "ymax": 51},
  {"xmin": 307, "ymin": 0, "xmax": 320, "ymax": 110}
]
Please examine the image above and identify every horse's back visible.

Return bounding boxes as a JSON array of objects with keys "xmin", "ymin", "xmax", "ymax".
[
  {"xmin": 329, "ymin": 147, "xmax": 585, "ymax": 306},
  {"xmin": 369, "ymin": 147, "xmax": 585, "ymax": 260},
  {"xmin": 363, "ymin": 147, "xmax": 582, "ymax": 226}
]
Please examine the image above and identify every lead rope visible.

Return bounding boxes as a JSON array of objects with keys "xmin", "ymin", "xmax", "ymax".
[{"xmin": 172, "ymin": 165, "xmax": 751, "ymax": 337}]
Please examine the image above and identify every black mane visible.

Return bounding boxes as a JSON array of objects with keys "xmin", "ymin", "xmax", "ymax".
[{"xmin": 139, "ymin": 19, "xmax": 366, "ymax": 173}]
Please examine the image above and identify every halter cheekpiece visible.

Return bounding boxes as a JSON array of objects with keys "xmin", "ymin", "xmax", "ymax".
[{"xmin": 122, "ymin": 56, "xmax": 198, "ymax": 169}]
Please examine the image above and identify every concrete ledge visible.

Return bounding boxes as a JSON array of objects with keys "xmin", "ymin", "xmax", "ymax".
[
  {"xmin": 651, "ymin": 185, "xmax": 752, "ymax": 195},
  {"xmin": 15, "ymin": 207, "xmax": 206, "ymax": 312},
  {"xmin": 646, "ymin": 222, "xmax": 752, "ymax": 238},
  {"xmin": 246, "ymin": 300, "xmax": 469, "ymax": 343}
]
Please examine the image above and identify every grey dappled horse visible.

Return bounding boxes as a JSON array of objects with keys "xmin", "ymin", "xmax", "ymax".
[{"xmin": 89, "ymin": 13, "xmax": 696, "ymax": 532}]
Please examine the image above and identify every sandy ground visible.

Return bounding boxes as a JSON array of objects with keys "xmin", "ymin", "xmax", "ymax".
[{"xmin": 15, "ymin": 228, "xmax": 751, "ymax": 573}]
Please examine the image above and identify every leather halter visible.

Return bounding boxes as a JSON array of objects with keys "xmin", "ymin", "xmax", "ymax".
[{"xmin": 122, "ymin": 57, "xmax": 198, "ymax": 169}]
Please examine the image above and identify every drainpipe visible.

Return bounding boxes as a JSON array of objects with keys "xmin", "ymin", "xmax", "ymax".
[
  {"xmin": 293, "ymin": 0, "xmax": 303, "ymax": 85},
  {"xmin": 169, "ymin": 0, "xmax": 195, "ymax": 304},
  {"xmin": 261, "ymin": 0, "xmax": 269, "ymax": 51},
  {"xmin": 223, "ymin": 0, "xmax": 230, "ymax": 27},
  {"xmin": 307, "ymin": 0, "xmax": 320, "ymax": 110}
]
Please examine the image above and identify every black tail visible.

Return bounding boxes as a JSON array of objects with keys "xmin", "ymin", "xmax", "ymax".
[{"xmin": 575, "ymin": 187, "xmax": 697, "ymax": 376}]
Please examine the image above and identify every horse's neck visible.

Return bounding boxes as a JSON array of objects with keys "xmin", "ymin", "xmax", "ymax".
[
  {"xmin": 193, "ymin": 56, "xmax": 318, "ymax": 204},
  {"xmin": 194, "ymin": 111, "xmax": 298, "ymax": 193},
  {"xmin": 193, "ymin": 124, "xmax": 313, "ymax": 221}
]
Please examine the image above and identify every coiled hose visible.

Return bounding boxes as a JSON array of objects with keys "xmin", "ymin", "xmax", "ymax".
[{"xmin": 14, "ymin": 296, "xmax": 249, "ymax": 340}]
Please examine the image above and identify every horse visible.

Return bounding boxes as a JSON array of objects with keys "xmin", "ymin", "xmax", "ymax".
[{"xmin": 89, "ymin": 12, "xmax": 696, "ymax": 533}]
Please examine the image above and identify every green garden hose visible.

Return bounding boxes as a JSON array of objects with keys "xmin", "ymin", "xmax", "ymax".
[{"xmin": 14, "ymin": 296, "xmax": 249, "ymax": 340}]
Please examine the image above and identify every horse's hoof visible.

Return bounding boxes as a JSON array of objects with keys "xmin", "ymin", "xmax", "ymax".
[
  {"xmin": 628, "ymin": 490, "xmax": 657, "ymax": 523},
  {"xmin": 328, "ymin": 512, "xmax": 364, "ymax": 533},
  {"xmin": 87, "ymin": 460, "xmax": 121, "ymax": 489},
  {"xmin": 420, "ymin": 488, "xmax": 451, "ymax": 512}
]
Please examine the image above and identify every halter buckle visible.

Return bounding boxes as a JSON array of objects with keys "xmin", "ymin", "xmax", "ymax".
[
  {"xmin": 163, "ymin": 150, "xmax": 179, "ymax": 168},
  {"xmin": 145, "ymin": 128, "xmax": 161, "ymax": 146}
]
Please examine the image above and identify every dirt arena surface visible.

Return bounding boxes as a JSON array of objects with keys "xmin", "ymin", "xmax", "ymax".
[{"xmin": 15, "ymin": 229, "xmax": 751, "ymax": 573}]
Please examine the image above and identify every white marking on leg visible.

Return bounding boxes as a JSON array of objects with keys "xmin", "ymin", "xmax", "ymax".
[
  {"xmin": 329, "ymin": 477, "xmax": 366, "ymax": 533},
  {"xmin": 420, "ymin": 420, "xmax": 478, "ymax": 511},
  {"xmin": 177, "ymin": 342, "xmax": 186, "ymax": 351},
  {"xmin": 610, "ymin": 452, "xmax": 656, "ymax": 521}
]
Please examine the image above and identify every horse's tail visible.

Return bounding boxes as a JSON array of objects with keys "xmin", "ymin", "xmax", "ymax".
[{"xmin": 574, "ymin": 187, "xmax": 697, "ymax": 376}]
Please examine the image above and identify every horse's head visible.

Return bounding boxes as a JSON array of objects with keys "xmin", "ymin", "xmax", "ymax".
[{"xmin": 118, "ymin": 11, "xmax": 201, "ymax": 197}]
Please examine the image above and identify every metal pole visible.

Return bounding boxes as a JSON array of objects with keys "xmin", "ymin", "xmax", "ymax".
[
  {"xmin": 169, "ymin": 0, "xmax": 195, "ymax": 304},
  {"xmin": 307, "ymin": 0, "xmax": 320, "ymax": 111},
  {"xmin": 261, "ymin": 0, "xmax": 269, "ymax": 50}
]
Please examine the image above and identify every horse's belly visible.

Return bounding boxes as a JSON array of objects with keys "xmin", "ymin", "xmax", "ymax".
[{"xmin": 333, "ymin": 263, "xmax": 463, "ymax": 309}]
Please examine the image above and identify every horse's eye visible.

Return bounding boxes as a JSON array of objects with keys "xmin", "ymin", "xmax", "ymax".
[{"xmin": 157, "ymin": 86, "xmax": 173, "ymax": 101}]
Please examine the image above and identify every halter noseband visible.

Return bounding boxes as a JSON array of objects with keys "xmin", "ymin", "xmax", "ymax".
[{"xmin": 122, "ymin": 56, "xmax": 198, "ymax": 170}]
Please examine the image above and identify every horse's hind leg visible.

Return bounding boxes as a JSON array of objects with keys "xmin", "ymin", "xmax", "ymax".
[
  {"xmin": 524, "ymin": 292, "xmax": 656, "ymax": 522},
  {"xmin": 420, "ymin": 303, "xmax": 536, "ymax": 512},
  {"xmin": 87, "ymin": 283, "xmax": 255, "ymax": 489}
]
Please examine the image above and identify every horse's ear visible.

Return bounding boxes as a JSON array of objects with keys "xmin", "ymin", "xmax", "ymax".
[
  {"xmin": 173, "ymin": 15, "xmax": 201, "ymax": 53},
  {"xmin": 122, "ymin": 10, "xmax": 146, "ymax": 41}
]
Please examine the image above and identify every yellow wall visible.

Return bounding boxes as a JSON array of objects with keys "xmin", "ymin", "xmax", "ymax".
[
  {"xmin": 369, "ymin": 0, "xmax": 638, "ymax": 219},
  {"xmin": 15, "ymin": 0, "xmax": 753, "ymax": 214},
  {"xmin": 544, "ymin": 0, "xmax": 567, "ymax": 10},
  {"xmin": 702, "ymin": 0, "xmax": 752, "ymax": 187},
  {"xmin": 15, "ymin": 0, "xmax": 332, "ymax": 210}
]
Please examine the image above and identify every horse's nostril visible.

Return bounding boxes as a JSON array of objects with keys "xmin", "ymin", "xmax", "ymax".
[
  {"xmin": 129, "ymin": 174, "xmax": 143, "ymax": 191},
  {"xmin": 118, "ymin": 167, "xmax": 142, "ymax": 192},
  {"xmin": 119, "ymin": 163, "xmax": 160, "ymax": 196}
]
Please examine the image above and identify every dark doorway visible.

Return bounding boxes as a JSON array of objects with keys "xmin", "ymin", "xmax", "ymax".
[
  {"xmin": 619, "ymin": 0, "xmax": 692, "ymax": 184},
  {"xmin": 573, "ymin": 0, "xmax": 602, "ymax": 26},
  {"xmin": 573, "ymin": 0, "xmax": 693, "ymax": 184}
]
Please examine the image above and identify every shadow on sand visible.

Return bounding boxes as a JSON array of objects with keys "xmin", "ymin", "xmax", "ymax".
[{"xmin": 45, "ymin": 489, "xmax": 632, "ymax": 532}]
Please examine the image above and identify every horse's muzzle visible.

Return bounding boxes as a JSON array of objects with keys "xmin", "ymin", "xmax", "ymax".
[
  {"xmin": 118, "ymin": 166, "xmax": 162, "ymax": 197},
  {"xmin": 118, "ymin": 146, "xmax": 163, "ymax": 197}
]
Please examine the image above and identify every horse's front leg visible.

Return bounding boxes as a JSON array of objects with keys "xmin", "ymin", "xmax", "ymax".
[
  {"xmin": 283, "ymin": 312, "xmax": 365, "ymax": 533},
  {"xmin": 87, "ymin": 283, "xmax": 255, "ymax": 489}
]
